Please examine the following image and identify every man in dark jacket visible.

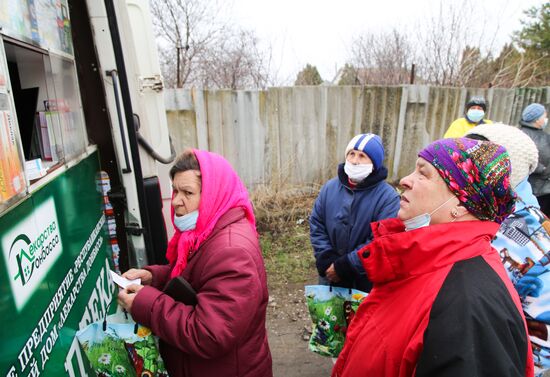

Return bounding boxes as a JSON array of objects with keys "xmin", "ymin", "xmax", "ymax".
[
  {"xmin": 310, "ymin": 133, "xmax": 400, "ymax": 292},
  {"xmin": 520, "ymin": 103, "xmax": 550, "ymax": 216}
]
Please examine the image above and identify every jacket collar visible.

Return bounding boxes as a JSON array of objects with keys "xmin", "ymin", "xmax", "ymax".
[
  {"xmin": 520, "ymin": 121, "xmax": 541, "ymax": 130},
  {"xmin": 514, "ymin": 179, "xmax": 540, "ymax": 210},
  {"xmin": 361, "ymin": 218, "xmax": 500, "ymax": 284},
  {"xmin": 464, "ymin": 116, "xmax": 487, "ymax": 125},
  {"xmin": 338, "ymin": 163, "xmax": 388, "ymax": 190},
  {"xmin": 186, "ymin": 207, "xmax": 246, "ymax": 264},
  {"xmin": 211, "ymin": 207, "xmax": 246, "ymax": 234}
]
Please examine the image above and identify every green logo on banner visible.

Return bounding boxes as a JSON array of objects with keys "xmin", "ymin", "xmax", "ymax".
[
  {"xmin": 10, "ymin": 234, "xmax": 32, "ymax": 285},
  {"xmin": 2, "ymin": 198, "xmax": 63, "ymax": 311},
  {"xmin": 9, "ymin": 221, "xmax": 60, "ymax": 286}
]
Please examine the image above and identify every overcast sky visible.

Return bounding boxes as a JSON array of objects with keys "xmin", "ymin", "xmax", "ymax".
[{"xmin": 229, "ymin": 0, "xmax": 546, "ymax": 84}]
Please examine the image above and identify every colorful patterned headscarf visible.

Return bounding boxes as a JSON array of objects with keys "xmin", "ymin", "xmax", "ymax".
[{"xmin": 418, "ymin": 138, "xmax": 516, "ymax": 224}]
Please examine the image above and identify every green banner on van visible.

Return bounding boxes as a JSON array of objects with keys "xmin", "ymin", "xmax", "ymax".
[{"xmin": 0, "ymin": 151, "xmax": 115, "ymax": 377}]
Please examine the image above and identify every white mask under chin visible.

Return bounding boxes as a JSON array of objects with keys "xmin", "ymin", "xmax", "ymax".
[{"xmin": 344, "ymin": 162, "xmax": 374, "ymax": 182}]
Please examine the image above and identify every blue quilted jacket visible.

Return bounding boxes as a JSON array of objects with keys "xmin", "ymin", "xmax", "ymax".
[{"xmin": 310, "ymin": 163, "xmax": 400, "ymax": 292}]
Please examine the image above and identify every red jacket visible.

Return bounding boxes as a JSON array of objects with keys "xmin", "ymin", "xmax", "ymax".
[
  {"xmin": 333, "ymin": 218, "xmax": 534, "ymax": 377},
  {"xmin": 132, "ymin": 208, "xmax": 272, "ymax": 377}
]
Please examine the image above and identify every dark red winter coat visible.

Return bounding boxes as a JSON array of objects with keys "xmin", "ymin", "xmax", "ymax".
[
  {"xmin": 131, "ymin": 208, "xmax": 272, "ymax": 377},
  {"xmin": 333, "ymin": 218, "xmax": 534, "ymax": 377}
]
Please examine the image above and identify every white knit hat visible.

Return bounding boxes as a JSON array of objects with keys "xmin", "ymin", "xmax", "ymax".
[{"xmin": 465, "ymin": 123, "xmax": 539, "ymax": 188}]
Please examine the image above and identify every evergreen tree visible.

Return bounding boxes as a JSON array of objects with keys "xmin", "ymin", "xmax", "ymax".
[
  {"xmin": 513, "ymin": 3, "xmax": 550, "ymax": 85},
  {"xmin": 295, "ymin": 64, "xmax": 323, "ymax": 86},
  {"xmin": 515, "ymin": 3, "xmax": 550, "ymax": 54},
  {"xmin": 337, "ymin": 64, "xmax": 360, "ymax": 85}
]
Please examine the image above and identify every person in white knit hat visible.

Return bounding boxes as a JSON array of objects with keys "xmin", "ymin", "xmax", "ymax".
[
  {"xmin": 466, "ymin": 123, "xmax": 550, "ymax": 376},
  {"xmin": 465, "ymin": 123, "xmax": 539, "ymax": 205}
]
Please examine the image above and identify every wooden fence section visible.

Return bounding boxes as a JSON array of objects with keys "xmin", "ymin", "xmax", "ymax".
[{"xmin": 163, "ymin": 85, "xmax": 550, "ymax": 188}]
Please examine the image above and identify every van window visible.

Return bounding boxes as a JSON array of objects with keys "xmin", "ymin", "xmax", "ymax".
[{"xmin": 0, "ymin": 38, "xmax": 89, "ymax": 212}]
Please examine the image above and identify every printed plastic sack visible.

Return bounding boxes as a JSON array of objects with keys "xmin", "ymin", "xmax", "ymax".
[
  {"xmin": 305, "ymin": 285, "xmax": 367, "ymax": 357},
  {"xmin": 493, "ymin": 205, "xmax": 550, "ymax": 376},
  {"xmin": 76, "ymin": 311, "xmax": 168, "ymax": 377}
]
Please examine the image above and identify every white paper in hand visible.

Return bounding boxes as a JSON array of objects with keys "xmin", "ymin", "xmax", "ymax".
[{"xmin": 110, "ymin": 270, "xmax": 141, "ymax": 289}]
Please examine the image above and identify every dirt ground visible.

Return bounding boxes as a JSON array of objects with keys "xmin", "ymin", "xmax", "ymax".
[
  {"xmin": 267, "ymin": 281, "xmax": 333, "ymax": 377},
  {"xmin": 253, "ymin": 189, "xmax": 334, "ymax": 376}
]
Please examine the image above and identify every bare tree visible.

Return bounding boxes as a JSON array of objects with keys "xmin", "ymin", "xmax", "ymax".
[
  {"xmin": 348, "ymin": 29, "xmax": 413, "ymax": 85},
  {"xmin": 456, "ymin": 46, "xmax": 497, "ymax": 87},
  {"xmin": 423, "ymin": 38, "xmax": 549, "ymax": 88},
  {"xmin": 489, "ymin": 44, "xmax": 550, "ymax": 88},
  {"xmin": 345, "ymin": 0, "xmax": 544, "ymax": 88},
  {"xmin": 414, "ymin": 1, "xmax": 473, "ymax": 85},
  {"xmin": 151, "ymin": 0, "xmax": 227, "ymax": 88},
  {"xmin": 413, "ymin": 0, "xmax": 505, "ymax": 87},
  {"xmin": 151, "ymin": 0, "xmax": 273, "ymax": 89},
  {"xmin": 196, "ymin": 30, "xmax": 272, "ymax": 89},
  {"xmin": 457, "ymin": 42, "xmax": 549, "ymax": 88}
]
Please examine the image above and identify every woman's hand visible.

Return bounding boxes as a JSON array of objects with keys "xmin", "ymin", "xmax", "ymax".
[
  {"xmin": 117, "ymin": 284, "xmax": 144, "ymax": 312},
  {"xmin": 325, "ymin": 263, "xmax": 341, "ymax": 283},
  {"xmin": 123, "ymin": 269, "xmax": 153, "ymax": 285}
]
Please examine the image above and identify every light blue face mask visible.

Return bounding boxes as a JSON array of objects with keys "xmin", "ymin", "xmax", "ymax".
[
  {"xmin": 466, "ymin": 109, "xmax": 485, "ymax": 123},
  {"xmin": 174, "ymin": 210, "xmax": 199, "ymax": 232},
  {"xmin": 403, "ymin": 197, "xmax": 455, "ymax": 231},
  {"xmin": 543, "ymin": 118, "xmax": 548, "ymax": 130}
]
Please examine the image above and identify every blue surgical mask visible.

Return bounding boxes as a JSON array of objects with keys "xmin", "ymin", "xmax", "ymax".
[
  {"xmin": 466, "ymin": 109, "xmax": 485, "ymax": 123},
  {"xmin": 174, "ymin": 210, "xmax": 199, "ymax": 232},
  {"xmin": 403, "ymin": 197, "xmax": 455, "ymax": 231},
  {"xmin": 403, "ymin": 213, "xmax": 431, "ymax": 231},
  {"xmin": 543, "ymin": 118, "xmax": 548, "ymax": 130}
]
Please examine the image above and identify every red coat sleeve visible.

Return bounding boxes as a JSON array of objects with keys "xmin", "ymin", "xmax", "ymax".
[
  {"xmin": 144, "ymin": 264, "xmax": 172, "ymax": 289},
  {"xmin": 131, "ymin": 246, "xmax": 264, "ymax": 359}
]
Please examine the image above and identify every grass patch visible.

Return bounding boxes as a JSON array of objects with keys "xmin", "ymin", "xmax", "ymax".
[
  {"xmin": 251, "ymin": 186, "xmax": 319, "ymax": 287},
  {"xmin": 260, "ymin": 223, "xmax": 316, "ymax": 286}
]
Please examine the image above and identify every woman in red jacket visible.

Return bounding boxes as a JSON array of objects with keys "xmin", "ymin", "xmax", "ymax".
[
  {"xmin": 117, "ymin": 150, "xmax": 272, "ymax": 377},
  {"xmin": 333, "ymin": 138, "xmax": 534, "ymax": 377}
]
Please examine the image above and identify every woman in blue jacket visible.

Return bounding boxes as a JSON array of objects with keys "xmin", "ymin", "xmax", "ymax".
[{"xmin": 310, "ymin": 133, "xmax": 400, "ymax": 292}]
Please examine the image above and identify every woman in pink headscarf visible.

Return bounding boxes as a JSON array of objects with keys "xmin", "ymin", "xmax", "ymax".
[{"xmin": 117, "ymin": 150, "xmax": 272, "ymax": 377}]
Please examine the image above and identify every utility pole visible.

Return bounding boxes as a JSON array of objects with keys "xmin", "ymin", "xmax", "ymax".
[
  {"xmin": 176, "ymin": 39, "xmax": 182, "ymax": 88},
  {"xmin": 410, "ymin": 63, "xmax": 416, "ymax": 84}
]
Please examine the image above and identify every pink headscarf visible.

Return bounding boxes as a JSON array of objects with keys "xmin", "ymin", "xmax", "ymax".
[{"xmin": 166, "ymin": 150, "xmax": 256, "ymax": 278}]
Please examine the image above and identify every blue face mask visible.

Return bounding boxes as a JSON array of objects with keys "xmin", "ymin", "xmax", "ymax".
[
  {"xmin": 174, "ymin": 210, "xmax": 199, "ymax": 232},
  {"xmin": 466, "ymin": 109, "xmax": 485, "ymax": 123},
  {"xmin": 543, "ymin": 118, "xmax": 548, "ymax": 130},
  {"xmin": 403, "ymin": 197, "xmax": 455, "ymax": 231},
  {"xmin": 403, "ymin": 213, "xmax": 431, "ymax": 231}
]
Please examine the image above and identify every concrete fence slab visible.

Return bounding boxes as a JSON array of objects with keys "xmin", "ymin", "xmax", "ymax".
[{"xmin": 163, "ymin": 85, "xmax": 550, "ymax": 189}]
